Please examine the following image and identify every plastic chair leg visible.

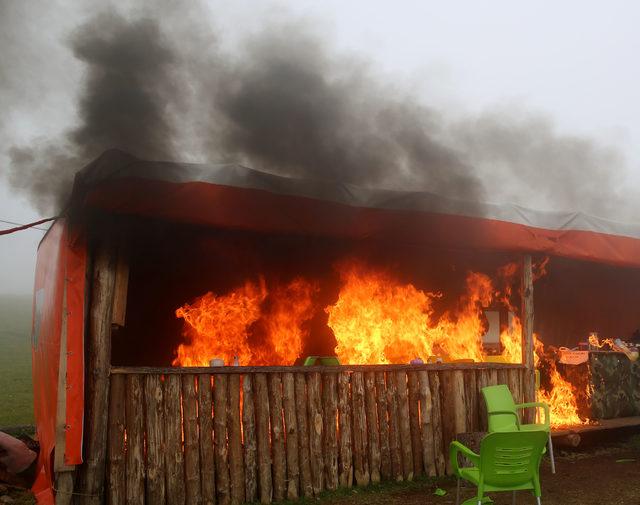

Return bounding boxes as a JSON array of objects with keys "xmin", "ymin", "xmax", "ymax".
[
  {"xmin": 548, "ymin": 433, "xmax": 556, "ymax": 474},
  {"xmin": 512, "ymin": 490, "xmax": 516, "ymax": 505},
  {"xmin": 456, "ymin": 478, "xmax": 461, "ymax": 505},
  {"xmin": 536, "ymin": 497, "xmax": 541, "ymax": 505}
]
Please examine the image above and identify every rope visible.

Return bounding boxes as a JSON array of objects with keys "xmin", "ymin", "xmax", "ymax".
[{"xmin": 0, "ymin": 217, "xmax": 57, "ymax": 236}]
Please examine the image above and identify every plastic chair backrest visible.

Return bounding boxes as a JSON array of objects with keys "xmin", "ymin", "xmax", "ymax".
[
  {"xmin": 480, "ymin": 430, "xmax": 547, "ymax": 489},
  {"xmin": 482, "ymin": 384, "xmax": 518, "ymax": 432}
]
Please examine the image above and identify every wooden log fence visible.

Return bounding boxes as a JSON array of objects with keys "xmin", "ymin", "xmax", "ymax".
[{"xmin": 105, "ymin": 364, "xmax": 520, "ymax": 503}]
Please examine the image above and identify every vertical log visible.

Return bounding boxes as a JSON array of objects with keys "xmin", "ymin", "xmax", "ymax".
[
  {"xmin": 337, "ymin": 372, "xmax": 353, "ymax": 488},
  {"xmin": 77, "ymin": 245, "xmax": 117, "ymax": 505},
  {"xmin": 254, "ymin": 374, "xmax": 272, "ymax": 504},
  {"xmin": 198, "ymin": 375, "xmax": 216, "ymax": 505},
  {"xmin": 417, "ymin": 371, "xmax": 436, "ymax": 477},
  {"xmin": 241, "ymin": 376, "xmax": 257, "ymax": 504},
  {"xmin": 440, "ymin": 370, "xmax": 466, "ymax": 474},
  {"xmin": 508, "ymin": 368, "xmax": 523, "ymax": 405},
  {"xmin": 350, "ymin": 372, "xmax": 370, "ymax": 486},
  {"xmin": 125, "ymin": 375, "xmax": 144, "ymax": 505},
  {"xmin": 386, "ymin": 372, "xmax": 403, "ymax": 481},
  {"xmin": 214, "ymin": 375, "xmax": 230, "ymax": 505},
  {"xmin": 407, "ymin": 372, "xmax": 423, "ymax": 477},
  {"xmin": 307, "ymin": 372, "xmax": 324, "ymax": 495},
  {"xmin": 145, "ymin": 375, "xmax": 166, "ymax": 505},
  {"xmin": 182, "ymin": 375, "xmax": 202, "ymax": 505},
  {"xmin": 463, "ymin": 369, "xmax": 479, "ymax": 433},
  {"xmin": 395, "ymin": 371, "xmax": 414, "ymax": 481},
  {"xmin": 294, "ymin": 374, "xmax": 313, "ymax": 498},
  {"xmin": 110, "ymin": 248, "xmax": 129, "ymax": 327},
  {"xmin": 107, "ymin": 375, "xmax": 126, "ymax": 505},
  {"xmin": 428, "ymin": 372, "xmax": 446, "ymax": 476},
  {"xmin": 374, "ymin": 372, "xmax": 391, "ymax": 481},
  {"xmin": 268, "ymin": 374, "xmax": 286, "ymax": 502},
  {"xmin": 476, "ymin": 369, "xmax": 491, "ymax": 431},
  {"xmin": 282, "ymin": 373, "xmax": 299, "ymax": 500},
  {"xmin": 522, "ymin": 254, "xmax": 536, "ymax": 423},
  {"xmin": 364, "ymin": 372, "xmax": 381, "ymax": 483},
  {"xmin": 227, "ymin": 375, "xmax": 245, "ymax": 505},
  {"xmin": 497, "ymin": 368, "xmax": 509, "ymax": 388},
  {"xmin": 322, "ymin": 373, "xmax": 339, "ymax": 491},
  {"xmin": 164, "ymin": 374, "xmax": 186, "ymax": 505}
]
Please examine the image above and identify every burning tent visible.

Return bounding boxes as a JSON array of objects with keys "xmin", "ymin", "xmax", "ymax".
[{"xmin": 31, "ymin": 150, "xmax": 640, "ymax": 504}]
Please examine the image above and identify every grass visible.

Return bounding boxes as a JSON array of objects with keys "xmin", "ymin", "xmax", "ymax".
[{"xmin": 0, "ymin": 294, "xmax": 34, "ymax": 427}]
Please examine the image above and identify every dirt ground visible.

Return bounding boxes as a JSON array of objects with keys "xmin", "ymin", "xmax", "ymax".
[{"xmin": 306, "ymin": 431, "xmax": 640, "ymax": 505}]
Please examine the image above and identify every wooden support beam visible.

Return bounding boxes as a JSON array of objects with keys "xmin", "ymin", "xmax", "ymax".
[
  {"xmin": 522, "ymin": 254, "xmax": 536, "ymax": 423},
  {"xmin": 111, "ymin": 246, "xmax": 129, "ymax": 328},
  {"xmin": 76, "ymin": 243, "xmax": 117, "ymax": 505}
]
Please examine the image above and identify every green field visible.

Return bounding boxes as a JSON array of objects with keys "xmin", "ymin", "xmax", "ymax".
[{"xmin": 0, "ymin": 294, "xmax": 34, "ymax": 427}]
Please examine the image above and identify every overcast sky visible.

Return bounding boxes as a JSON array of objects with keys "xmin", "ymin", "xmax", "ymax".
[{"xmin": 1, "ymin": 0, "xmax": 639, "ymax": 295}]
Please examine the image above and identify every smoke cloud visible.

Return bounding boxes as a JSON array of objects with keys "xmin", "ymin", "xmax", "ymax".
[{"xmin": 0, "ymin": 1, "xmax": 633, "ymax": 220}]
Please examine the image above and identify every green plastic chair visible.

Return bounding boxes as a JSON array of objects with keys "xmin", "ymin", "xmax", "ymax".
[
  {"xmin": 481, "ymin": 384, "xmax": 554, "ymax": 474},
  {"xmin": 450, "ymin": 429, "xmax": 548, "ymax": 505}
]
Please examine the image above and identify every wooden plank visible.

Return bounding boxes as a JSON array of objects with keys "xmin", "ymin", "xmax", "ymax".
[
  {"xmin": 522, "ymin": 254, "xmax": 536, "ymax": 423},
  {"xmin": 476, "ymin": 368, "xmax": 491, "ymax": 430},
  {"xmin": 111, "ymin": 247, "xmax": 129, "ymax": 327},
  {"xmin": 294, "ymin": 373, "xmax": 313, "ymax": 498},
  {"xmin": 198, "ymin": 375, "xmax": 216, "ymax": 505},
  {"xmin": 227, "ymin": 375, "xmax": 245, "ymax": 505},
  {"xmin": 417, "ymin": 371, "xmax": 436, "ymax": 477},
  {"xmin": 241, "ymin": 375, "xmax": 257, "ymax": 504},
  {"xmin": 77, "ymin": 245, "xmax": 117, "ymax": 505},
  {"xmin": 282, "ymin": 373, "xmax": 300, "ymax": 500},
  {"xmin": 183, "ymin": 375, "xmax": 202, "ymax": 505},
  {"xmin": 268, "ymin": 373, "xmax": 286, "ymax": 502},
  {"xmin": 440, "ymin": 370, "xmax": 466, "ymax": 474},
  {"xmin": 386, "ymin": 371, "xmax": 403, "ymax": 481},
  {"xmin": 374, "ymin": 372, "xmax": 391, "ymax": 481},
  {"xmin": 307, "ymin": 372, "xmax": 324, "ymax": 495},
  {"xmin": 463, "ymin": 369, "xmax": 479, "ymax": 433},
  {"xmin": 322, "ymin": 373, "xmax": 339, "ymax": 491},
  {"xmin": 111, "ymin": 362, "xmax": 525, "ymax": 375},
  {"xmin": 364, "ymin": 372, "xmax": 381, "ymax": 483},
  {"xmin": 337, "ymin": 372, "xmax": 353, "ymax": 488},
  {"xmin": 395, "ymin": 371, "xmax": 414, "ymax": 481},
  {"xmin": 508, "ymin": 368, "xmax": 523, "ymax": 405},
  {"xmin": 164, "ymin": 374, "xmax": 186, "ymax": 505},
  {"xmin": 125, "ymin": 374, "xmax": 145, "ymax": 505},
  {"xmin": 145, "ymin": 375, "xmax": 166, "ymax": 505},
  {"xmin": 214, "ymin": 374, "xmax": 231, "ymax": 505},
  {"xmin": 428, "ymin": 371, "xmax": 446, "ymax": 476},
  {"xmin": 107, "ymin": 374, "xmax": 126, "ymax": 505},
  {"xmin": 351, "ymin": 371, "xmax": 370, "ymax": 486},
  {"xmin": 254, "ymin": 373, "xmax": 272, "ymax": 504},
  {"xmin": 407, "ymin": 372, "xmax": 423, "ymax": 477}
]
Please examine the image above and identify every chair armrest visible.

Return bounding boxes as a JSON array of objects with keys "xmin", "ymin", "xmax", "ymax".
[
  {"xmin": 487, "ymin": 410, "xmax": 521, "ymax": 430},
  {"xmin": 516, "ymin": 402, "xmax": 550, "ymax": 427},
  {"xmin": 449, "ymin": 441, "xmax": 480, "ymax": 475}
]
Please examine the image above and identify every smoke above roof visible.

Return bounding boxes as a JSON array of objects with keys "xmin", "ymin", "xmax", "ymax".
[{"xmin": 0, "ymin": 1, "xmax": 632, "ymax": 220}]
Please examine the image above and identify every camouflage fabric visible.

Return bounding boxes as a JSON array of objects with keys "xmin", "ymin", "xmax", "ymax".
[{"xmin": 589, "ymin": 352, "xmax": 636, "ymax": 419}]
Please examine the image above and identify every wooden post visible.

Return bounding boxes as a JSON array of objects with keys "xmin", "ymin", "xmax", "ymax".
[
  {"xmin": 407, "ymin": 372, "xmax": 423, "ymax": 477},
  {"xmin": 395, "ymin": 371, "xmax": 414, "ymax": 481},
  {"xmin": 374, "ymin": 372, "xmax": 391, "ymax": 480},
  {"xmin": 337, "ymin": 372, "xmax": 353, "ymax": 488},
  {"xmin": 268, "ymin": 373, "xmax": 286, "ymax": 502},
  {"xmin": 428, "ymin": 372, "xmax": 446, "ymax": 476},
  {"xmin": 522, "ymin": 254, "xmax": 536, "ymax": 423},
  {"xmin": 77, "ymin": 244, "xmax": 117, "ymax": 505},
  {"xmin": 198, "ymin": 375, "xmax": 216, "ymax": 505},
  {"xmin": 145, "ymin": 375, "xmax": 166, "ymax": 505},
  {"xmin": 125, "ymin": 375, "xmax": 144, "ymax": 505},
  {"xmin": 350, "ymin": 372, "xmax": 369, "ymax": 486},
  {"xmin": 307, "ymin": 372, "xmax": 324, "ymax": 495},
  {"xmin": 228, "ymin": 375, "xmax": 245, "ymax": 505},
  {"xmin": 214, "ymin": 374, "xmax": 231, "ymax": 505},
  {"xmin": 282, "ymin": 373, "xmax": 300, "ymax": 500},
  {"xmin": 241, "ymin": 375, "xmax": 257, "ymax": 504},
  {"xmin": 111, "ymin": 247, "xmax": 129, "ymax": 328},
  {"xmin": 364, "ymin": 372, "xmax": 381, "ymax": 483},
  {"xmin": 322, "ymin": 373, "xmax": 339, "ymax": 491},
  {"xmin": 294, "ymin": 374, "xmax": 313, "ymax": 498},
  {"xmin": 440, "ymin": 370, "xmax": 466, "ymax": 475},
  {"xmin": 463, "ymin": 369, "xmax": 479, "ymax": 433},
  {"xmin": 254, "ymin": 373, "xmax": 272, "ymax": 504},
  {"xmin": 183, "ymin": 375, "xmax": 202, "ymax": 505},
  {"xmin": 107, "ymin": 375, "xmax": 126, "ymax": 505},
  {"xmin": 164, "ymin": 374, "xmax": 186, "ymax": 505},
  {"xmin": 417, "ymin": 371, "xmax": 436, "ymax": 477},
  {"xmin": 386, "ymin": 372, "xmax": 403, "ymax": 481}
]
